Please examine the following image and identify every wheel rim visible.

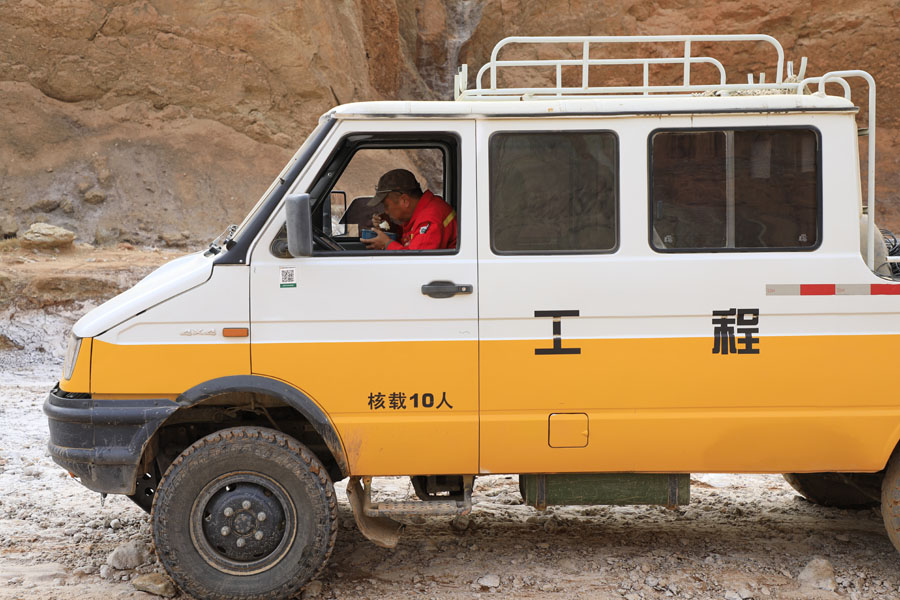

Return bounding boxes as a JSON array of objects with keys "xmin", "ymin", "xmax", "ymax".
[{"xmin": 190, "ymin": 472, "xmax": 298, "ymax": 575}]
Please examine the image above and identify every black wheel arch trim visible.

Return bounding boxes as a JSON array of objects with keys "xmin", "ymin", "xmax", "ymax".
[{"xmin": 175, "ymin": 375, "xmax": 349, "ymax": 477}]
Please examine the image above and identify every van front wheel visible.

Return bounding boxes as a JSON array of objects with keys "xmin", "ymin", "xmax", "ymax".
[{"xmin": 151, "ymin": 427, "xmax": 337, "ymax": 600}]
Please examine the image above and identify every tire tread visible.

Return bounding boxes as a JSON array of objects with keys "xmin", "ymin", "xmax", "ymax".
[{"xmin": 151, "ymin": 427, "xmax": 338, "ymax": 600}]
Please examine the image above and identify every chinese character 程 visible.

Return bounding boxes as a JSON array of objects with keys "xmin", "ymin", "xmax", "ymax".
[
  {"xmin": 388, "ymin": 392, "xmax": 407, "ymax": 410},
  {"xmin": 367, "ymin": 392, "xmax": 385, "ymax": 410},
  {"xmin": 712, "ymin": 308, "xmax": 760, "ymax": 355}
]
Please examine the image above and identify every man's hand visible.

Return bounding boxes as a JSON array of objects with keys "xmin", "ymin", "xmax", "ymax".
[{"xmin": 362, "ymin": 229, "xmax": 393, "ymax": 250}]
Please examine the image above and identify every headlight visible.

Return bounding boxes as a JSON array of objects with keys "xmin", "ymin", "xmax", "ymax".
[{"xmin": 63, "ymin": 335, "xmax": 82, "ymax": 380}]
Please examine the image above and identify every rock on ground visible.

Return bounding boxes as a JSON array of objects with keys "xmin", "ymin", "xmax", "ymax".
[
  {"xmin": 131, "ymin": 573, "xmax": 176, "ymax": 597},
  {"xmin": 477, "ymin": 574, "xmax": 501, "ymax": 588},
  {"xmin": 20, "ymin": 223, "xmax": 75, "ymax": 249},
  {"xmin": 301, "ymin": 579, "xmax": 324, "ymax": 599},
  {"xmin": 798, "ymin": 557, "xmax": 837, "ymax": 591},
  {"xmin": 107, "ymin": 540, "xmax": 150, "ymax": 571}
]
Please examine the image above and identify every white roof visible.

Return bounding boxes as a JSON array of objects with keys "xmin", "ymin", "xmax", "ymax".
[{"xmin": 330, "ymin": 94, "xmax": 856, "ymax": 119}]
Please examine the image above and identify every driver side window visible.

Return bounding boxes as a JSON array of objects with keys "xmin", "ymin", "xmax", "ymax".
[
  {"xmin": 271, "ymin": 135, "xmax": 459, "ymax": 257},
  {"xmin": 331, "ymin": 147, "xmax": 444, "ymax": 240}
]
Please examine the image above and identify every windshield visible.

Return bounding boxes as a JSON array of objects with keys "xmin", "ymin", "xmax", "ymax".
[{"xmin": 229, "ymin": 116, "xmax": 331, "ymax": 244}]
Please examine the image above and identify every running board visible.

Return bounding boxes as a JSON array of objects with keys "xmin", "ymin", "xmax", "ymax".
[{"xmin": 345, "ymin": 476, "xmax": 474, "ymax": 548}]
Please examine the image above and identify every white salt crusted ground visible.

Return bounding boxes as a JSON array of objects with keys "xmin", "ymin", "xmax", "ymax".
[{"xmin": 1, "ymin": 349, "xmax": 899, "ymax": 600}]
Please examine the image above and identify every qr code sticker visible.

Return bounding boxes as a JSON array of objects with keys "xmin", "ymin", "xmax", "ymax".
[{"xmin": 279, "ymin": 267, "xmax": 297, "ymax": 288}]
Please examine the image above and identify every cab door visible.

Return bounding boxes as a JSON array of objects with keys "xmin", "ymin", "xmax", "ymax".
[{"xmin": 248, "ymin": 119, "xmax": 478, "ymax": 476}]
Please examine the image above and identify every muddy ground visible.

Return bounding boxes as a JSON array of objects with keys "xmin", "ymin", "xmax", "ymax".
[{"xmin": 1, "ymin": 248, "xmax": 900, "ymax": 600}]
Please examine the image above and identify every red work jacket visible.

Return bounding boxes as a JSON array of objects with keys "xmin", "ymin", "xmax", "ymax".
[{"xmin": 386, "ymin": 191, "xmax": 458, "ymax": 250}]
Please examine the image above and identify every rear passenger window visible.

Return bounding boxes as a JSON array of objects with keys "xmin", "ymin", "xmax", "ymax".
[
  {"xmin": 490, "ymin": 132, "xmax": 617, "ymax": 254},
  {"xmin": 650, "ymin": 128, "xmax": 820, "ymax": 251}
]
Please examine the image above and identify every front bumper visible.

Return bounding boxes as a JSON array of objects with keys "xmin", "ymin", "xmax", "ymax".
[{"xmin": 44, "ymin": 384, "xmax": 178, "ymax": 494}]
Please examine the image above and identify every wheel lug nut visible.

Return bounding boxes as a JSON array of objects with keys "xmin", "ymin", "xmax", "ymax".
[
  {"xmin": 254, "ymin": 531, "xmax": 264, "ymax": 541},
  {"xmin": 236, "ymin": 537, "xmax": 246, "ymax": 548},
  {"xmin": 220, "ymin": 526, "xmax": 230, "ymax": 536},
  {"xmin": 223, "ymin": 507, "xmax": 234, "ymax": 517},
  {"xmin": 242, "ymin": 500, "xmax": 251, "ymax": 510},
  {"xmin": 257, "ymin": 512, "xmax": 267, "ymax": 522}
]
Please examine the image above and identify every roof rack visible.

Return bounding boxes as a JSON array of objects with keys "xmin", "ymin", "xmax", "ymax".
[
  {"xmin": 454, "ymin": 35, "xmax": 885, "ymax": 271},
  {"xmin": 454, "ymin": 34, "xmax": 806, "ymax": 101}
]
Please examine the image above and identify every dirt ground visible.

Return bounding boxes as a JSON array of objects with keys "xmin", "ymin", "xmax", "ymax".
[{"xmin": 2, "ymin": 248, "xmax": 900, "ymax": 600}]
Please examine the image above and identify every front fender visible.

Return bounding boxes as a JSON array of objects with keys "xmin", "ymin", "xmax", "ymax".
[{"xmin": 176, "ymin": 375, "xmax": 348, "ymax": 476}]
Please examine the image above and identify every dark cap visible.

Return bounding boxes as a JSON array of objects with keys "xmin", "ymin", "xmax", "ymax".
[{"xmin": 370, "ymin": 169, "xmax": 422, "ymax": 206}]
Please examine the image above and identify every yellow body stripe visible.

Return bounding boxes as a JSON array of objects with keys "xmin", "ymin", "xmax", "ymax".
[
  {"xmin": 479, "ymin": 335, "xmax": 900, "ymax": 474},
  {"xmin": 253, "ymin": 340, "xmax": 478, "ymax": 476},
  {"xmin": 86, "ymin": 334, "xmax": 900, "ymax": 476},
  {"xmin": 91, "ymin": 340, "xmax": 249, "ymax": 395}
]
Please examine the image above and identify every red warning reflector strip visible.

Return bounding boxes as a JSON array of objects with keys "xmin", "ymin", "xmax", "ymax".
[
  {"xmin": 767, "ymin": 284, "xmax": 900, "ymax": 296},
  {"xmin": 800, "ymin": 284, "xmax": 835, "ymax": 296},
  {"xmin": 871, "ymin": 284, "xmax": 900, "ymax": 295}
]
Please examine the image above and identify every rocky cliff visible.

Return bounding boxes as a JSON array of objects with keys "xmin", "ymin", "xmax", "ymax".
[{"xmin": 1, "ymin": 0, "xmax": 898, "ymax": 245}]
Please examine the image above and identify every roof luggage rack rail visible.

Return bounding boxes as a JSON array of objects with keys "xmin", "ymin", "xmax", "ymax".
[{"xmin": 454, "ymin": 34, "xmax": 808, "ymax": 101}]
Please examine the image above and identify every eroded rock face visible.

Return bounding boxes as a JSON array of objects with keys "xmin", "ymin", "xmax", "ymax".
[{"xmin": 1, "ymin": 0, "xmax": 898, "ymax": 244}]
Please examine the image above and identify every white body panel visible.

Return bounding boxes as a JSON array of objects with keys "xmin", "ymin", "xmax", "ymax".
[
  {"xmin": 249, "ymin": 118, "xmax": 478, "ymax": 345},
  {"xmin": 73, "ymin": 251, "xmax": 215, "ymax": 338},
  {"xmin": 96, "ymin": 265, "xmax": 249, "ymax": 346},
  {"xmin": 331, "ymin": 95, "xmax": 854, "ymax": 118},
  {"xmin": 475, "ymin": 112, "xmax": 888, "ymax": 342}
]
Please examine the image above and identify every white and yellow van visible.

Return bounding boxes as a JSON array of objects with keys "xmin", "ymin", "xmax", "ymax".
[{"xmin": 44, "ymin": 35, "xmax": 900, "ymax": 599}]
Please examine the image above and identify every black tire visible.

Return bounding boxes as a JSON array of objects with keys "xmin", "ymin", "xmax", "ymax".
[
  {"xmin": 783, "ymin": 472, "xmax": 880, "ymax": 509},
  {"xmin": 882, "ymin": 454, "xmax": 900, "ymax": 553},
  {"xmin": 151, "ymin": 427, "xmax": 337, "ymax": 600}
]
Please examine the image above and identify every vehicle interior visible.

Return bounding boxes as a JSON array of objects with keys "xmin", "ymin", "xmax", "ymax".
[{"xmin": 271, "ymin": 133, "xmax": 459, "ymax": 257}]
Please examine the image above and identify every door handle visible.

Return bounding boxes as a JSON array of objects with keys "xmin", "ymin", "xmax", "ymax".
[{"xmin": 421, "ymin": 280, "xmax": 474, "ymax": 298}]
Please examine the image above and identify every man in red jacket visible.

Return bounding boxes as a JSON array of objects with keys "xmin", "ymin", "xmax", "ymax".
[{"xmin": 362, "ymin": 169, "xmax": 457, "ymax": 251}]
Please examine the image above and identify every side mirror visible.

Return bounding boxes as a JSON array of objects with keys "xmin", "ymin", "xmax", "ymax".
[{"xmin": 285, "ymin": 194, "xmax": 313, "ymax": 257}]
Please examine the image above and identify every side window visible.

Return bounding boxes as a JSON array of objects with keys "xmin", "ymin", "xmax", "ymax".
[
  {"xmin": 271, "ymin": 137, "xmax": 458, "ymax": 257},
  {"xmin": 650, "ymin": 128, "xmax": 819, "ymax": 251},
  {"xmin": 330, "ymin": 147, "xmax": 445, "ymax": 239},
  {"xmin": 489, "ymin": 131, "xmax": 618, "ymax": 254}
]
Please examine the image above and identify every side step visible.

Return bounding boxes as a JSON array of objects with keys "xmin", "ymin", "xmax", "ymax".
[
  {"xmin": 346, "ymin": 476, "xmax": 473, "ymax": 548},
  {"xmin": 520, "ymin": 473, "xmax": 690, "ymax": 510}
]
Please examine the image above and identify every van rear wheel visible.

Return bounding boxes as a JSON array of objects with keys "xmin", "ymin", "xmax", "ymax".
[
  {"xmin": 783, "ymin": 472, "xmax": 880, "ymax": 509},
  {"xmin": 882, "ymin": 455, "xmax": 900, "ymax": 553},
  {"xmin": 151, "ymin": 427, "xmax": 337, "ymax": 600}
]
